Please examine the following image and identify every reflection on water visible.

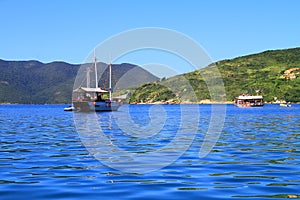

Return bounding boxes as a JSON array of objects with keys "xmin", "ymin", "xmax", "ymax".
[
  {"xmin": 74, "ymin": 104, "xmax": 203, "ymax": 173},
  {"xmin": 0, "ymin": 104, "xmax": 299, "ymax": 199}
]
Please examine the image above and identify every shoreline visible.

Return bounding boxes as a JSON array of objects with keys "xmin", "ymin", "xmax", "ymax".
[
  {"xmin": 129, "ymin": 99, "xmax": 300, "ymax": 105},
  {"xmin": 1, "ymin": 102, "xmax": 300, "ymax": 105},
  {"xmin": 130, "ymin": 103, "xmax": 300, "ymax": 105}
]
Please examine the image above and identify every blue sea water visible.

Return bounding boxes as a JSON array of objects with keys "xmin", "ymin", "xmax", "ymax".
[{"xmin": 0, "ymin": 104, "xmax": 299, "ymax": 199}]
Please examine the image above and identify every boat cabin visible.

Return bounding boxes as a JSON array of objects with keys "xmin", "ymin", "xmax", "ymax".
[
  {"xmin": 234, "ymin": 95, "xmax": 264, "ymax": 107},
  {"xmin": 73, "ymin": 87, "xmax": 108, "ymax": 102}
]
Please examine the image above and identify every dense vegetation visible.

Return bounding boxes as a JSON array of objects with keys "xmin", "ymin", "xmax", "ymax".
[
  {"xmin": 130, "ymin": 47, "xmax": 300, "ymax": 103},
  {"xmin": 1, "ymin": 47, "xmax": 299, "ymax": 104},
  {"xmin": 0, "ymin": 60, "xmax": 158, "ymax": 104},
  {"xmin": 129, "ymin": 83, "xmax": 179, "ymax": 104},
  {"xmin": 0, "ymin": 60, "xmax": 78, "ymax": 104}
]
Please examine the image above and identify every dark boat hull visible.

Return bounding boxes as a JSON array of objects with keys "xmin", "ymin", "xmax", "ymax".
[{"xmin": 73, "ymin": 101, "xmax": 120, "ymax": 112}]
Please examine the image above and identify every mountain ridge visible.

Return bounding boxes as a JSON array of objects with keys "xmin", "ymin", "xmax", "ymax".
[
  {"xmin": 1, "ymin": 47, "xmax": 300, "ymax": 104},
  {"xmin": 0, "ymin": 59, "xmax": 158, "ymax": 104},
  {"xmin": 129, "ymin": 47, "xmax": 300, "ymax": 103}
]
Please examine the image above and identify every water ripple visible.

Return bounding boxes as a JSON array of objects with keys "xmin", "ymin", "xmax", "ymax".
[{"xmin": 0, "ymin": 104, "xmax": 299, "ymax": 199}]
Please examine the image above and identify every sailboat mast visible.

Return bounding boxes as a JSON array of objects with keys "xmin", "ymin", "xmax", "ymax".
[
  {"xmin": 86, "ymin": 67, "xmax": 90, "ymax": 88},
  {"xmin": 109, "ymin": 63, "xmax": 112, "ymax": 101},
  {"xmin": 94, "ymin": 50, "xmax": 98, "ymax": 88}
]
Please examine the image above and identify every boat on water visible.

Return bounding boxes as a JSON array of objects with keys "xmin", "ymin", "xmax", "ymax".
[
  {"xmin": 280, "ymin": 102, "xmax": 292, "ymax": 107},
  {"xmin": 72, "ymin": 51, "xmax": 121, "ymax": 112},
  {"xmin": 64, "ymin": 105, "xmax": 75, "ymax": 111},
  {"xmin": 73, "ymin": 87, "xmax": 120, "ymax": 112},
  {"xmin": 234, "ymin": 95, "xmax": 264, "ymax": 107}
]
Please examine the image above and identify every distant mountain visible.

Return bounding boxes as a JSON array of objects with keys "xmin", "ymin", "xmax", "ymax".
[
  {"xmin": 130, "ymin": 47, "xmax": 300, "ymax": 103},
  {"xmin": 2, "ymin": 47, "xmax": 299, "ymax": 104},
  {"xmin": 0, "ymin": 59, "xmax": 159, "ymax": 104}
]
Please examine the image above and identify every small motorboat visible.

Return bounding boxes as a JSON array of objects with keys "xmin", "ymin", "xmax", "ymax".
[
  {"xmin": 280, "ymin": 102, "xmax": 292, "ymax": 107},
  {"xmin": 64, "ymin": 105, "xmax": 75, "ymax": 111}
]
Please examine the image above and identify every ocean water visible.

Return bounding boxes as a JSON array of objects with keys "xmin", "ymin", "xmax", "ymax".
[{"xmin": 0, "ymin": 104, "xmax": 299, "ymax": 199}]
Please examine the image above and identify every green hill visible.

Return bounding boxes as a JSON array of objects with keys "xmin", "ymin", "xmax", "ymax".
[
  {"xmin": 1, "ymin": 47, "xmax": 299, "ymax": 104},
  {"xmin": 0, "ymin": 60, "xmax": 78, "ymax": 104},
  {"xmin": 0, "ymin": 60, "xmax": 158, "ymax": 104},
  {"xmin": 129, "ymin": 47, "xmax": 300, "ymax": 103}
]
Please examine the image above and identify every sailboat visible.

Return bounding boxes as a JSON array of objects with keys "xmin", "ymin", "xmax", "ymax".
[{"xmin": 72, "ymin": 51, "xmax": 121, "ymax": 112}]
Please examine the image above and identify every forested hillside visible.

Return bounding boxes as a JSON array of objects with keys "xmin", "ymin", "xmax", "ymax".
[{"xmin": 130, "ymin": 48, "xmax": 300, "ymax": 103}]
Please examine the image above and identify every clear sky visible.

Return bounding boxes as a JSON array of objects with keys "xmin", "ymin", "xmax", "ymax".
[{"xmin": 1, "ymin": 0, "xmax": 300, "ymax": 75}]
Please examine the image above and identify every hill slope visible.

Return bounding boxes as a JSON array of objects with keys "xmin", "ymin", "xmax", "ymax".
[
  {"xmin": 0, "ymin": 60, "xmax": 158, "ymax": 104},
  {"xmin": 130, "ymin": 47, "xmax": 300, "ymax": 103}
]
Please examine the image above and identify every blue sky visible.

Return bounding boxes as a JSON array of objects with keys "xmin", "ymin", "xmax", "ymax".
[{"xmin": 1, "ymin": 0, "xmax": 300, "ymax": 75}]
